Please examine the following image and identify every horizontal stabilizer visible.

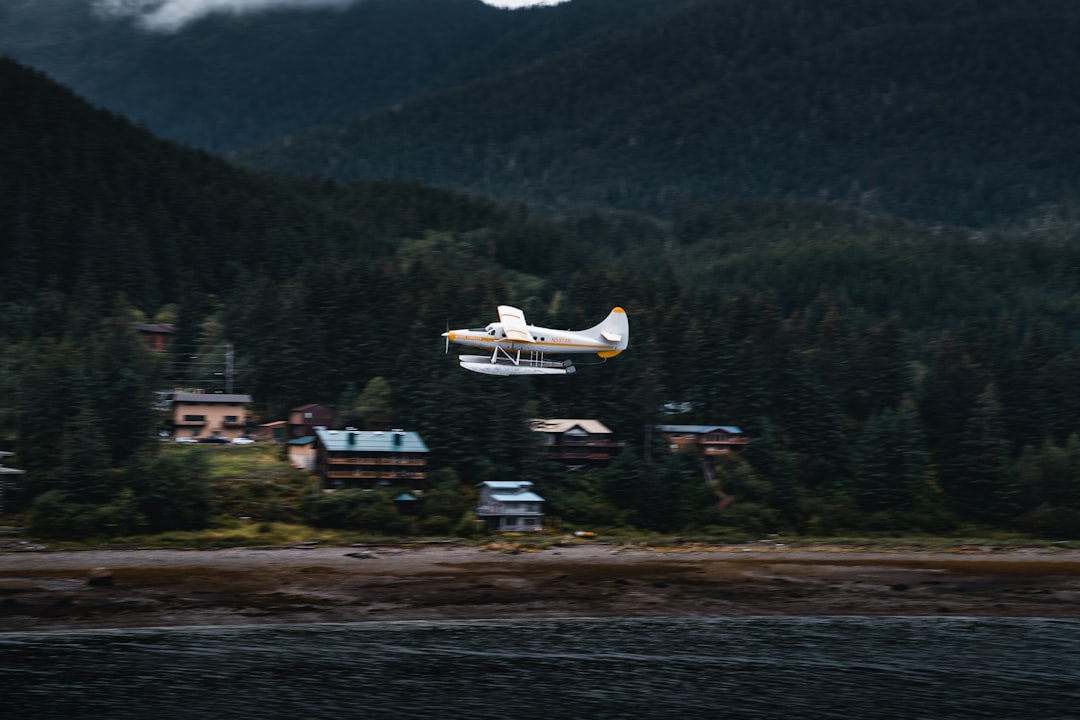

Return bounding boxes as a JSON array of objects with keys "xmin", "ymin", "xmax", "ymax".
[{"xmin": 601, "ymin": 331, "xmax": 623, "ymax": 342}]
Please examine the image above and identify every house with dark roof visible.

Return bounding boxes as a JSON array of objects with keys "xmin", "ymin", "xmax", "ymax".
[
  {"xmin": 313, "ymin": 427, "xmax": 428, "ymax": 491},
  {"xmin": 0, "ymin": 450, "xmax": 26, "ymax": 515},
  {"xmin": 530, "ymin": 418, "xmax": 623, "ymax": 470},
  {"xmin": 170, "ymin": 392, "xmax": 253, "ymax": 441},
  {"xmin": 475, "ymin": 480, "xmax": 545, "ymax": 532},
  {"xmin": 288, "ymin": 403, "xmax": 335, "ymax": 439},
  {"xmin": 132, "ymin": 322, "xmax": 174, "ymax": 352},
  {"xmin": 655, "ymin": 425, "xmax": 748, "ymax": 456}
]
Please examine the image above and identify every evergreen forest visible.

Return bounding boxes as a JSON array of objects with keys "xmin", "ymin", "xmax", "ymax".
[{"xmin": 4, "ymin": 11, "xmax": 1080, "ymax": 541}]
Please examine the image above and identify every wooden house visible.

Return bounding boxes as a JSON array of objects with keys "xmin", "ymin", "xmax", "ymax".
[
  {"xmin": 313, "ymin": 427, "xmax": 428, "ymax": 490},
  {"xmin": 0, "ymin": 450, "xmax": 25, "ymax": 516},
  {"xmin": 654, "ymin": 424, "xmax": 748, "ymax": 456},
  {"xmin": 288, "ymin": 403, "xmax": 336, "ymax": 439},
  {"xmin": 132, "ymin": 322, "xmax": 174, "ymax": 352},
  {"xmin": 475, "ymin": 480, "xmax": 545, "ymax": 532},
  {"xmin": 530, "ymin": 418, "xmax": 623, "ymax": 470}
]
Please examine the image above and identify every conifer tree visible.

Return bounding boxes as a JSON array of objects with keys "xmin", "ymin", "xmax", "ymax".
[
  {"xmin": 950, "ymin": 383, "xmax": 1018, "ymax": 521},
  {"xmin": 853, "ymin": 399, "xmax": 932, "ymax": 516}
]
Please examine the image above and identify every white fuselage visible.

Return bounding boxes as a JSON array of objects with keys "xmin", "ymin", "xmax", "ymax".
[
  {"xmin": 446, "ymin": 324, "xmax": 616, "ymax": 355},
  {"xmin": 443, "ymin": 306, "xmax": 628, "ymax": 375}
]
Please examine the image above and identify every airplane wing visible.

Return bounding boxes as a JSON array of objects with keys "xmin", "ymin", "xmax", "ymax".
[{"xmin": 497, "ymin": 305, "xmax": 534, "ymax": 343}]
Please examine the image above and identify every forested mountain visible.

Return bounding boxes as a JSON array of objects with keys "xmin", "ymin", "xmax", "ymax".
[
  {"xmin": 5, "ymin": 0, "xmax": 1080, "ymax": 227},
  {"xmin": 236, "ymin": 0, "xmax": 1080, "ymax": 227},
  {"xmin": 0, "ymin": 0, "xmax": 670, "ymax": 151},
  {"xmin": 4, "ymin": 55, "xmax": 1080, "ymax": 539}
]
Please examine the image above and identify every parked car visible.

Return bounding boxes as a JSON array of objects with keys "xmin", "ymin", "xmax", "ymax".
[
  {"xmin": 231, "ymin": 437, "xmax": 255, "ymax": 445},
  {"xmin": 175, "ymin": 437, "xmax": 198, "ymax": 444},
  {"xmin": 199, "ymin": 435, "xmax": 229, "ymax": 444}
]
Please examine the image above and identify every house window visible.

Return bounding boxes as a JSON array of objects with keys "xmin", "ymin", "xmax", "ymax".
[
  {"xmin": 504, "ymin": 517, "xmax": 517, "ymax": 526},
  {"xmin": 183, "ymin": 414, "xmax": 206, "ymax": 422},
  {"xmin": 224, "ymin": 415, "xmax": 238, "ymax": 423}
]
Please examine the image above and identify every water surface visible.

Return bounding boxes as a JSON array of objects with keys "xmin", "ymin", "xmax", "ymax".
[{"xmin": 3, "ymin": 616, "xmax": 1078, "ymax": 719}]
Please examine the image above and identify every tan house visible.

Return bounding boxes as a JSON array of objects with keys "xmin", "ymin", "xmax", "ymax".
[
  {"xmin": 530, "ymin": 418, "xmax": 623, "ymax": 470},
  {"xmin": 655, "ymin": 425, "xmax": 748, "ymax": 456},
  {"xmin": 170, "ymin": 392, "xmax": 252, "ymax": 440}
]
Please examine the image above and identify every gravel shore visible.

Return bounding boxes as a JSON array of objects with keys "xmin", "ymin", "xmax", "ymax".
[{"xmin": 3, "ymin": 542, "xmax": 1080, "ymax": 632}]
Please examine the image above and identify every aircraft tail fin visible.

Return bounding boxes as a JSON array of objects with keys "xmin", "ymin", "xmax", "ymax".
[{"xmin": 587, "ymin": 307, "xmax": 629, "ymax": 358}]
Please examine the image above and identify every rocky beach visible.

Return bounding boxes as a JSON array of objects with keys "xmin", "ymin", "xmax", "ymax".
[{"xmin": 3, "ymin": 541, "xmax": 1080, "ymax": 632}]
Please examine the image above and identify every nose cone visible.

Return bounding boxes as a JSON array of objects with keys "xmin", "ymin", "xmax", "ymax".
[{"xmin": 442, "ymin": 331, "xmax": 456, "ymax": 342}]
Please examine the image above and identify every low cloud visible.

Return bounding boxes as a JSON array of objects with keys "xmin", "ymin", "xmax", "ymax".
[{"xmin": 92, "ymin": 0, "xmax": 364, "ymax": 33}]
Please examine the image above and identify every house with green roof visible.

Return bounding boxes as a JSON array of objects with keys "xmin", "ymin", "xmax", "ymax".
[{"xmin": 313, "ymin": 427, "xmax": 429, "ymax": 491}]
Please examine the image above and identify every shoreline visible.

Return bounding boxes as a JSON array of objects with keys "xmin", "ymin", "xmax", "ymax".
[{"xmin": 4, "ymin": 543, "xmax": 1080, "ymax": 632}]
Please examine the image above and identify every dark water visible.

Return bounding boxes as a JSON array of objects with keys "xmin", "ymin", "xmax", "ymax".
[{"xmin": 3, "ymin": 616, "xmax": 1079, "ymax": 720}]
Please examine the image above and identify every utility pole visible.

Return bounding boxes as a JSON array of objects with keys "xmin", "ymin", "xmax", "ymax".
[{"xmin": 225, "ymin": 343, "xmax": 234, "ymax": 393}]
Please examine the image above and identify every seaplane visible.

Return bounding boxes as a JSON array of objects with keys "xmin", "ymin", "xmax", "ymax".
[{"xmin": 442, "ymin": 305, "xmax": 629, "ymax": 375}]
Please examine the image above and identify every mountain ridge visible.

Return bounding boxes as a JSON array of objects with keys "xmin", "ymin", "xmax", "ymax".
[{"xmin": 9, "ymin": 0, "xmax": 1080, "ymax": 226}]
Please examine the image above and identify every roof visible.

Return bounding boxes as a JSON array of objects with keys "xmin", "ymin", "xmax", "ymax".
[
  {"xmin": 530, "ymin": 418, "xmax": 613, "ymax": 435},
  {"xmin": 492, "ymin": 490, "xmax": 544, "ymax": 500},
  {"xmin": 287, "ymin": 436, "xmax": 315, "ymax": 446},
  {"xmin": 394, "ymin": 492, "xmax": 418, "ymax": 502},
  {"xmin": 655, "ymin": 424, "xmax": 743, "ymax": 435},
  {"xmin": 132, "ymin": 322, "xmax": 174, "ymax": 334},
  {"xmin": 477, "ymin": 480, "xmax": 533, "ymax": 489},
  {"xmin": 173, "ymin": 392, "xmax": 252, "ymax": 404},
  {"xmin": 291, "ymin": 403, "xmax": 330, "ymax": 412},
  {"xmin": 315, "ymin": 428, "xmax": 428, "ymax": 453}
]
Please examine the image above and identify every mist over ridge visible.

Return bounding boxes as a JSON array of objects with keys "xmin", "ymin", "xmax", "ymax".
[{"xmin": 92, "ymin": 0, "xmax": 364, "ymax": 33}]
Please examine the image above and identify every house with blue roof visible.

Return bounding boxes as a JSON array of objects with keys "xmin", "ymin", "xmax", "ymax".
[
  {"xmin": 475, "ymin": 480, "xmax": 545, "ymax": 532},
  {"xmin": 313, "ymin": 426, "xmax": 429, "ymax": 491},
  {"xmin": 654, "ymin": 425, "xmax": 748, "ymax": 456}
]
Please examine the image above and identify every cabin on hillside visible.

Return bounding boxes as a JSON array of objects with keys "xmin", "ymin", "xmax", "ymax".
[
  {"xmin": 288, "ymin": 403, "xmax": 336, "ymax": 439},
  {"xmin": 530, "ymin": 418, "xmax": 623, "ymax": 470},
  {"xmin": 654, "ymin": 424, "xmax": 748, "ymax": 456},
  {"xmin": 313, "ymin": 427, "xmax": 428, "ymax": 491},
  {"xmin": 132, "ymin": 322, "xmax": 174, "ymax": 352},
  {"xmin": 170, "ymin": 392, "xmax": 253, "ymax": 441},
  {"xmin": 287, "ymin": 436, "xmax": 317, "ymax": 472},
  {"xmin": 0, "ymin": 450, "xmax": 26, "ymax": 516},
  {"xmin": 474, "ymin": 480, "xmax": 545, "ymax": 533}
]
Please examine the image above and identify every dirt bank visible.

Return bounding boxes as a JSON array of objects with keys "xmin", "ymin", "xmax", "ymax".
[{"xmin": 3, "ymin": 542, "xmax": 1080, "ymax": 632}]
